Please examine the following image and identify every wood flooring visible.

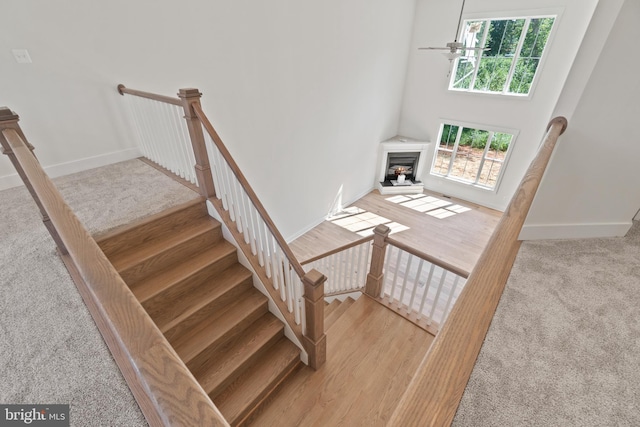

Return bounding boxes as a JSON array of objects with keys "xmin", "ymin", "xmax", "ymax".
[
  {"xmin": 247, "ymin": 296, "xmax": 434, "ymax": 426},
  {"xmin": 290, "ymin": 189, "xmax": 501, "ymax": 276}
]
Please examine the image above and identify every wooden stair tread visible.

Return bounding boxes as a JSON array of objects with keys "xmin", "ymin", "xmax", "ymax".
[
  {"xmin": 131, "ymin": 241, "xmax": 237, "ymax": 302},
  {"xmin": 325, "ymin": 297, "xmax": 356, "ymax": 331},
  {"xmin": 154, "ymin": 263, "xmax": 253, "ymax": 332},
  {"xmin": 193, "ymin": 313, "xmax": 284, "ymax": 397},
  {"xmin": 171, "ymin": 289, "xmax": 268, "ymax": 364},
  {"xmin": 96, "ymin": 198, "xmax": 206, "ymax": 258},
  {"xmin": 110, "ymin": 217, "xmax": 220, "ymax": 273},
  {"xmin": 214, "ymin": 337, "xmax": 301, "ymax": 425},
  {"xmin": 324, "ymin": 299, "xmax": 341, "ymax": 319}
]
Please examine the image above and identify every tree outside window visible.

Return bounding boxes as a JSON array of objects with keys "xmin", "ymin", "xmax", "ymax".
[
  {"xmin": 450, "ymin": 16, "xmax": 555, "ymax": 95},
  {"xmin": 432, "ymin": 123, "xmax": 514, "ymax": 189}
]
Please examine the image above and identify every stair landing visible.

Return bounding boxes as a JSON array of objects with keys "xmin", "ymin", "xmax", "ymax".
[{"xmin": 247, "ymin": 295, "xmax": 434, "ymax": 426}]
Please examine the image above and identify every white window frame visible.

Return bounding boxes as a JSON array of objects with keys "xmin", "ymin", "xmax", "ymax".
[
  {"xmin": 448, "ymin": 12, "xmax": 558, "ymax": 98},
  {"xmin": 430, "ymin": 120, "xmax": 519, "ymax": 193}
]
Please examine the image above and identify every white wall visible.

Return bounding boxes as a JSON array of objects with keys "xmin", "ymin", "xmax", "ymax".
[
  {"xmin": 398, "ymin": 0, "xmax": 598, "ymax": 211},
  {"xmin": 521, "ymin": 0, "xmax": 640, "ymax": 239},
  {"xmin": 0, "ymin": 0, "xmax": 416, "ymax": 240}
]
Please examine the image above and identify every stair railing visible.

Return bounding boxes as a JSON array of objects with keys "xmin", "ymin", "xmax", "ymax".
[
  {"xmin": 0, "ymin": 108, "xmax": 229, "ymax": 427},
  {"xmin": 301, "ymin": 223, "xmax": 469, "ymax": 334},
  {"xmin": 118, "ymin": 85, "xmax": 327, "ymax": 369},
  {"xmin": 301, "ymin": 235, "xmax": 374, "ymax": 295},
  {"xmin": 116, "ymin": 85, "xmax": 201, "ymax": 188},
  {"xmin": 389, "ymin": 116, "xmax": 568, "ymax": 427},
  {"xmin": 366, "ymin": 226, "xmax": 469, "ymax": 334}
]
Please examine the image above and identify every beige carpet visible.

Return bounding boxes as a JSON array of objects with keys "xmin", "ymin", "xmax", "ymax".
[
  {"xmin": 4, "ymin": 157, "xmax": 640, "ymax": 426},
  {"xmin": 0, "ymin": 159, "xmax": 198, "ymax": 426},
  {"xmin": 454, "ymin": 222, "xmax": 640, "ymax": 426}
]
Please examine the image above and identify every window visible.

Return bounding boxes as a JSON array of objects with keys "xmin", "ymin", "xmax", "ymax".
[
  {"xmin": 431, "ymin": 123, "xmax": 514, "ymax": 190},
  {"xmin": 450, "ymin": 16, "xmax": 555, "ymax": 96}
]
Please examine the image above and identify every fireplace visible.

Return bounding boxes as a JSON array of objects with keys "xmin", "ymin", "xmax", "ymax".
[
  {"xmin": 385, "ymin": 152, "xmax": 421, "ymax": 182},
  {"xmin": 376, "ymin": 136, "xmax": 430, "ymax": 195}
]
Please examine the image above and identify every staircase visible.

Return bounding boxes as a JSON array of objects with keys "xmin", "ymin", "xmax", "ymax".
[
  {"xmin": 324, "ymin": 297, "xmax": 356, "ymax": 331},
  {"xmin": 97, "ymin": 198, "xmax": 301, "ymax": 426}
]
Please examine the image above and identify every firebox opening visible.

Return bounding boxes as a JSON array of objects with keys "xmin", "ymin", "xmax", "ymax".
[{"xmin": 382, "ymin": 152, "xmax": 422, "ymax": 186}]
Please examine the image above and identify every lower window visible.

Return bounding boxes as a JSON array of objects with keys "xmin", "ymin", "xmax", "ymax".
[{"xmin": 431, "ymin": 123, "xmax": 514, "ymax": 190}]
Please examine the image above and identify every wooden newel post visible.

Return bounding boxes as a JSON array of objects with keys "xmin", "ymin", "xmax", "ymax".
[
  {"xmin": 178, "ymin": 88, "xmax": 216, "ymax": 199},
  {"xmin": 364, "ymin": 224, "xmax": 391, "ymax": 298},
  {"xmin": 302, "ymin": 269, "xmax": 327, "ymax": 370},
  {"xmin": 0, "ymin": 108, "xmax": 68, "ymax": 255}
]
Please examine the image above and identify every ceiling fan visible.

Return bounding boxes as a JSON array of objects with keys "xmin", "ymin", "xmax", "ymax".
[{"xmin": 418, "ymin": 0, "xmax": 487, "ymax": 60}]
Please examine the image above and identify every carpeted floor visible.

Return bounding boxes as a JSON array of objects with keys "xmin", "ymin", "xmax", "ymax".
[
  {"xmin": 454, "ymin": 222, "xmax": 640, "ymax": 426},
  {"xmin": 3, "ymin": 157, "xmax": 640, "ymax": 426},
  {"xmin": 0, "ymin": 159, "xmax": 198, "ymax": 426}
]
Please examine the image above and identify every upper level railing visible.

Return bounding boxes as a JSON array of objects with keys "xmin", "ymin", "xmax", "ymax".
[
  {"xmin": 118, "ymin": 85, "xmax": 326, "ymax": 369},
  {"xmin": 388, "ymin": 116, "xmax": 568, "ymax": 426},
  {"xmin": 0, "ymin": 107, "xmax": 229, "ymax": 427},
  {"xmin": 302, "ymin": 235, "xmax": 374, "ymax": 295},
  {"xmin": 377, "ymin": 232, "xmax": 468, "ymax": 333},
  {"xmin": 301, "ymin": 224, "xmax": 470, "ymax": 334}
]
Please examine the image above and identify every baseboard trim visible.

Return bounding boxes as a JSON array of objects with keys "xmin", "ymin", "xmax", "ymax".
[
  {"xmin": 0, "ymin": 148, "xmax": 141, "ymax": 191},
  {"xmin": 519, "ymin": 221, "xmax": 633, "ymax": 240}
]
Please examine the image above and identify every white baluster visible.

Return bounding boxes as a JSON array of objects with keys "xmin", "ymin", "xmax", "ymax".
[
  {"xmin": 382, "ymin": 245, "xmax": 394, "ymax": 299},
  {"xmin": 428, "ymin": 268, "xmax": 448, "ymax": 323},
  {"xmin": 390, "ymin": 248, "xmax": 403, "ymax": 302},
  {"xmin": 259, "ymin": 218, "xmax": 272, "ymax": 277},
  {"xmin": 399, "ymin": 254, "xmax": 413, "ymax": 306},
  {"xmin": 229, "ymin": 176, "xmax": 243, "ymax": 233},
  {"xmin": 418, "ymin": 263, "xmax": 436, "ymax": 320},
  {"xmin": 441, "ymin": 275, "xmax": 461, "ymax": 324},
  {"xmin": 408, "ymin": 259, "xmax": 425, "ymax": 314},
  {"xmin": 268, "ymin": 234, "xmax": 279, "ymax": 288}
]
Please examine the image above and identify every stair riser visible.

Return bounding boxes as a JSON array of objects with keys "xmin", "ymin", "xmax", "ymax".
[
  {"xmin": 204, "ymin": 326, "xmax": 284, "ymax": 398},
  {"xmin": 143, "ymin": 250, "xmax": 239, "ymax": 317},
  {"xmin": 99, "ymin": 200, "xmax": 208, "ymax": 259},
  {"xmin": 218, "ymin": 346, "xmax": 301, "ymax": 426},
  {"xmin": 119, "ymin": 228, "xmax": 222, "ymax": 286},
  {"xmin": 325, "ymin": 298, "xmax": 356, "ymax": 331},
  {"xmin": 235, "ymin": 364, "xmax": 301, "ymax": 426},
  {"xmin": 162, "ymin": 275, "xmax": 254, "ymax": 337},
  {"xmin": 186, "ymin": 300, "xmax": 270, "ymax": 369}
]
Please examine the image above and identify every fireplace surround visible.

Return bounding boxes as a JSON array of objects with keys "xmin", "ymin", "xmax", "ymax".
[{"xmin": 376, "ymin": 136, "xmax": 430, "ymax": 195}]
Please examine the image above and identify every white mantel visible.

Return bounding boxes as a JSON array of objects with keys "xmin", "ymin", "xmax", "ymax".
[{"xmin": 376, "ymin": 136, "xmax": 430, "ymax": 195}]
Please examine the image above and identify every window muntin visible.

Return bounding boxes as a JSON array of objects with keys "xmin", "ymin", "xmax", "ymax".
[
  {"xmin": 450, "ymin": 16, "xmax": 555, "ymax": 96},
  {"xmin": 431, "ymin": 123, "xmax": 514, "ymax": 189}
]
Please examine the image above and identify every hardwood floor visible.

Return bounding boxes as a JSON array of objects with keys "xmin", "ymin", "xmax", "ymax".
[
  {"xmin": 247, "ymin": 296, "xmax": 434, "ymax": 426},
  {"xmin": 290, "ymin": 189, "xmax": 502, "ymax": 276}
]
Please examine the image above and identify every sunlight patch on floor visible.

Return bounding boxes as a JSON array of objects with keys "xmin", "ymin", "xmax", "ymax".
[
  {"xmin": 385, "ymin": 194, "xmax": 471, "ymax": 219},
  {"xmin": 328, "ymin": 207, "xmax": 409, "ymax": 237}
]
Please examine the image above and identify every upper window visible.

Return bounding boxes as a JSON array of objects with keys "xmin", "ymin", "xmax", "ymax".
[{"xmin": 450, "ymin": 16, "xmax": 555, "ymax": 96}]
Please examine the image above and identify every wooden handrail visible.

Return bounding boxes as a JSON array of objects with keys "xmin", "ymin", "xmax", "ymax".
[
  {"xmin": 117, "ymin": 84, "xmax": 183, "ymax": 106},
  {"xmin": 385, "ymin": 236, "xmax": 470, "ymax": 279},
  {"xmin": 300, "ymin": 235, "xmax": 375, "ymax": 266},
  {"xmin": 388, "ymin": 116, "xmax": 568, "ymax": 427},
  {"xmin": 0, "ymin": 115, "xmax": 229, "ymax": 426},
  {"xmin": 116, "ymin": 85, "xmax": 325, "ymax": 368},
  {"xmin": 191, "ymin": 103, "xmax": 307, "ymax": 279}
]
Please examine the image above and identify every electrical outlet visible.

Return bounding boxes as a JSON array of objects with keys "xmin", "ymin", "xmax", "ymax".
[{"xmin": 12, "ymin": 49, "xmax": 32, "ymax": 64}]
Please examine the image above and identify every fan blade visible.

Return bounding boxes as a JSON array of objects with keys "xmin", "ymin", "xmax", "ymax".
[
  {"xmin": 418, "ymin": 47, "xmax": 451, "ymax": 50},
  {"xmin": 459, "ymin": 46, "xmax": 490, "ymax": 51}
]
